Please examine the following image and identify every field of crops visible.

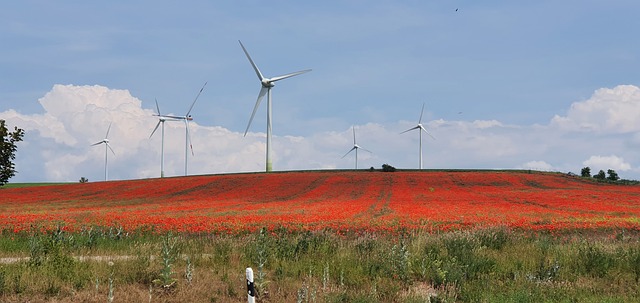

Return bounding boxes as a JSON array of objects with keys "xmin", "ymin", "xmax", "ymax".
[
  {"xmin": 1, "ymin": 170, "xmax": 639, "ymax": 234},
  {"xmin": 2, "ymin": 170, "xmax": 640, "ymax": 302}
]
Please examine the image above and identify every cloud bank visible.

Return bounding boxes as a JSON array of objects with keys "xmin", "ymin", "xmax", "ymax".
[{"xmin": 1, "ymin": 84, "xmax": 640, "ymax": 182}]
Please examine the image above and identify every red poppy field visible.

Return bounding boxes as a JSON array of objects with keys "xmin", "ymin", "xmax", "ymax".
[{"xmin": 1, "ymin": 170, "xmax": 639, "ymax": 234}]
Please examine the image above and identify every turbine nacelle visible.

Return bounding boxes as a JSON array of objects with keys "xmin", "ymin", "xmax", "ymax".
[{"xmin": 261, "ymin": 80, "xmax": 275, "ymax": 88}]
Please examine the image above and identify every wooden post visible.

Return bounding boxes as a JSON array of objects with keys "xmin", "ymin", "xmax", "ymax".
[{"xmin": 246, "ymin": 267, "xmax": 256, "ymax": 303}]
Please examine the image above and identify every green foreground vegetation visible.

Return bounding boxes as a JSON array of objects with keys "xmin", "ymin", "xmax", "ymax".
[{"xmin": 1, "ymin": 227, "xmax": 639, "ymax": 302}]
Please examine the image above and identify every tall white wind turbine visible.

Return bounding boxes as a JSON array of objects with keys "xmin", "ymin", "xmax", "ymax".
[
  {"xmin": 162, "ymin": 82, "xmax": 207, "ymax": 176},
  {"xmin": 342, "ymin": 126, "xmax": 371, "ymax": 169},
  {"xmin": 91, "ymin": 123, "xmax": 115, "ymax": 181},
  {"xmin": 150, "ymin": 99, "xmax": 179, "ymax": 178},
  {"xmin": 401, "ymin": 103, "xmax": 435, "ymax": 169},
  {"xmin": 239, "ymin": 40, "xmax": 311, "ymax": 172}
]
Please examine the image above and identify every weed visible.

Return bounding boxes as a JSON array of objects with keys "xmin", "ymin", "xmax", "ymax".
[
  {"xmin": 12, "ymin": 272, "xmax": 23, "ymax": 294},
  {"xmin": 107, "ymin": 261, "xmax": 115, "ymax": 303},
  {"xmin": 153, "ymin": 232, "xmax": 179, "ymax": 290},
  {"xmin": 528, "ymin": 258, "xmax": 560, "ymax": 282},
  {"xmin": 478, "ymin": 227, "xmax": 510, "ymax": 250},
  {"xmin": 629, "ymin": 247, "xmax": 640, "ymax": 282},
  {"xmin": 253, "ymin": 227, "xmax": 271, "ymax": 297},
  {"xmin": 576, "ymin": 241, "xmax": 614, "ymax": 278},
  {"xmin": 0, "ymin": 269, "xmax": 5, "ymax": 295},
  {"xmin": 389, "ymin": 238, "xmax": 410, "ymax": 285},
  {"xmin": 185, "ymin": 256, "xmax": 194, "ymax": 285}
]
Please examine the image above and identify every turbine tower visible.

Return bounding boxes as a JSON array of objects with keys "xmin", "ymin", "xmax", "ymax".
[
  {"xmin": 150, "ymin": 99, "xmax": 178, "ymax": 178},
  {"xmin": 342, "ymin": 126, "xmax": 371, "ymax": 169},
  {"xmin": 163, "ymin": 82, "xmax": 207, "ymax": 176},
  {"xmin": 401, "ymin": 103, "xmax": 435, "ymax": 169},
  {"xmin": 239, "ymin": 40, "xmax": 311, "ymax": 172},
  {"xmin": 91, "ymin": 123, "xmax": 115, "ymax": 181}
]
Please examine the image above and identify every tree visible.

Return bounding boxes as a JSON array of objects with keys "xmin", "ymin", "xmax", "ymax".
[
  {"xmin": 593, "ymin": 170, "xmax": 606, "ymax": 180},
  {"xmin": 382, "ymin": 163, "xmax": 396, "ymax": 172},
  {"xmin": 0, "ymin": 120, "xmax": 25, "ymax": 186},
  {"xmin": 607, "ymin": 169, "xmax": 620, "ymax": 181},
  {"xmin": 581, "ymin": 167, "xmax": 591, "ymax": 178},
  {"xmin": 79, "ymin": 177, "xmax": 89, "ymax": 183}
]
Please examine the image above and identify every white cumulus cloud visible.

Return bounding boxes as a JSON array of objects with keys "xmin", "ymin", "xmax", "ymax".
[
  {"xmin": 521, "ymin": 161, "xmax": 554, "ymax": 171},
  {"xmin": 551, "ymin": 85, "xmax": 640, "ymax": 133},
  {"xmin": 582, "ymin": 155, "xmax": 632, "ymax": 172}
]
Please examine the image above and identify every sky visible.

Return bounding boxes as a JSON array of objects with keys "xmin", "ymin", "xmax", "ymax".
[{"xmin": 1, "ymin": 1, "xmax": 640, "ymax": 182}]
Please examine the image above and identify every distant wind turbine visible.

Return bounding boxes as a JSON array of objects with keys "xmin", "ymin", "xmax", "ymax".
[
  {"xmin": 342, "ymin": 126, "xmax": 371, "ymax": 169},
  {"xmin": 91, "ymin": 123, "xmax": 115, "ymax": 181},
  {"xmin": 162, "ymin": 82, "xmax": 207, "ymax": 176},
  {"xmin": 401, "ymin": 103, "xmax": 435, "ymax": 169},
  {"xmin": 150, "ymin": 99, "xmax": 179, "ymax": 178},
  {"xmin": 239, "ymin": 40, "xmax": 311, "ymax": 172}
]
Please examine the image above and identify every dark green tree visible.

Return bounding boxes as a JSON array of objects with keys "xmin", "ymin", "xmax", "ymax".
[
  {"xmin": 593, "ymin": 170, "xmax": 606, "ymax": 180},
  {"xmin": 382, "ymin": 163, "xmax": 396, "ymax": 172},
  {"xmin": 581, "ymin": 167, "xmax": 591, "ymax": 178},
  {"xmin": 606, "ymin": 169, "xmax": 620, "ymax": 181},
  {"xmin": 0, "ymin": 120, "xmax": 25, "ymax": 186}
]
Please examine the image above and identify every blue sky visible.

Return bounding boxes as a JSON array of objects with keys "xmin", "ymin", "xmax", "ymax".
[{"xmin": 1, "ymin": 1, "xmax": 640, "ymax": 182}]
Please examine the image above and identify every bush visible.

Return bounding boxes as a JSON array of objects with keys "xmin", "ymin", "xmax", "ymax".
[
  {"xmin": 593, "ymin": 170, "xmax": 606, "ymax": 180},
  {"xmin": 576, "ymin": 242, "xmax": 614, "ymax": 278},
  {"xmin": 381, "ymin": 164, "xmax": 396, "ymax": 172}
]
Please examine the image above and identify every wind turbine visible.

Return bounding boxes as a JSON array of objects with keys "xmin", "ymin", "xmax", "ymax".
[
  {"xmin": 162, "ymin": 82, "xmax": 207, "ymax": 176},
  {"xmin": 342, "ymin": 126, "xmax": 371, "ymax": 169},
  {"xmin": 401, "ymin": 103, "xmax": 435, "ymax": 169},
  {"xmin": 91, "ymin": 123, "xmax": 115, "ymax": 181},
  {"xmin": 150, "ymin": 99, "xmax": 179, "ymax": 178},
  {"xmin": 239, "ymin": 40, "xmax": 311, "ymax": 172}
]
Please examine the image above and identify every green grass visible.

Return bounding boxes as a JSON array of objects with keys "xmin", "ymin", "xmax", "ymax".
[{"xmin": 1, "ymin": 227, "xmax": 639, "ymax": 302}]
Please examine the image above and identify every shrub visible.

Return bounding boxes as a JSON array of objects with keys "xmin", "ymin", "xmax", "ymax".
[
  {"xmin": 606, "ymin": 169, "xmax": 620, "ymax": 181},
  {"xmin": 381, "ymin": 164, "xmax": 396, "ymax": 172},
  {"xmin": 576, "ymin": 242, "xmax": 614, "ymax": 278}
]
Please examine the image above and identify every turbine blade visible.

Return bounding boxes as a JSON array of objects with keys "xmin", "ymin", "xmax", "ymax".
[
  {"xmin": 186, "ymin": 82, "xmax": 207, "ymax": 116},
  {"xmin": 400, "ymin": 125, "xmax": 420, "ymax": 134},
  {"xmin": 238, "ymin": 40, "xmax": 265, "ymax": 81},
  {"xmin": 420, "ymin": 125, "xmax": 436, "ymax": 140},
  {"xmin": 360, "ymin": 146, "xmax": 373, "ymax": 154},
  {"xmin": 155, "ymin": 98, "xmax": 161, "ymax": 115},
  {"xmin": 105, "ymin": 123, "xmax": 112, "ymax": 139},
  {"xmin": 91, "ymin": 141, "xmax": 103, "ymax": 146},
  {"xmin": 163, "ymin": 115, "xmax": 184, "ymax": 120},
  {"xmin": 342, "ymin": 147, "xmax": 357, "ymax": 159},
  {"xmin": 244, "ymin": 86, "xmax": 268, "ymax": 136},
  {"xmin": 269, "ymin": 69, "xmax": 312, "ymax": 82},
  {"xmin": 106, "ymin": 143, "xmax": 115, "ymax": 155},
  {"xmin": 352, "ymin": 126, "xmax": 356, "ymax": 145},
  {"xmin": 419, "ymin": 103, "xmax": 425, "ymax": 123},
  {"xmin": 150, "ymin": 121, "xmax": 161, "ymax": 138}
]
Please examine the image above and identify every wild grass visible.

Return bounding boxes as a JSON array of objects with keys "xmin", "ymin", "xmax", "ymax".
[{"xmin": 0, "ymin": 227, "xmax": 639, "ymax": 302}]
